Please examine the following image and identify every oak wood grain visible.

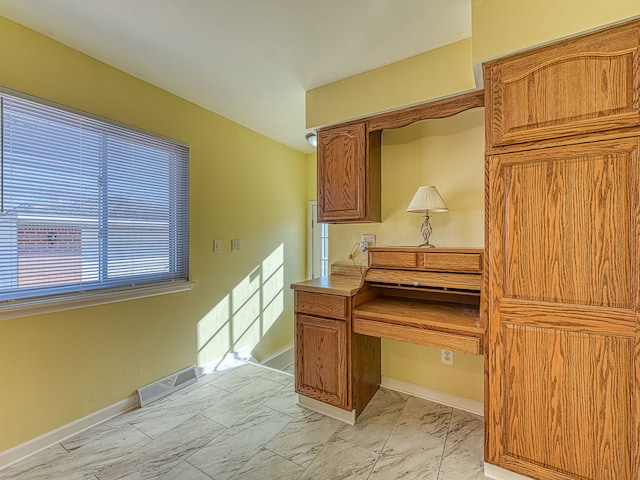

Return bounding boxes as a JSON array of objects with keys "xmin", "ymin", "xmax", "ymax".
[
  {"xmin": 499, "ymin": 298, "xmax": 635, "ymax": 336},
  {"xmin": 351, "ymin": 332, "xmax": 381, "ymax": 415},
  {"xmin": 353, "ymin": 317, "xmax": 480, "ymax": 355},
  {"xmin": 367, "ymin": 89, "xmax": 484, "ymax": 131},
  {"xmin": 353, "ymin": 297, "xmax": 481, "ymax": 334},
  {"xmin": 485, "ymin": 20, "xmax": 640, "ymax": 151},
  {"xmin": 368, "ymin": 247, "xmax": 484, "ymax": 273},
  {"xmin": 486, "ymin": 154, "xmax": 505, "ymax": 465},
  {"xmin": 365, "ymin": 269, "xmax": 482, "ymax": 291},
  {"xmin": 501, "ymin": 323, "xmax": 633, "ymax": 479},
  {"xmin": 382, "ymin": 287, "xmax": 480, "ymax": 306},
  {"xmin": 330, "ymin": 262, "xmax": 363, "ymax": 277},
  {"xmin": 295, "ymin": 314, "xmax": 349, "ymax": 409},
  {"xmin": 500, "ymin": 139, "xmax": 636, "ymax": 309},
  {"xmin": 316, "ymin": 123, "xmax": 381, "ymax": 223},
  {"xmin": 291, "ymin": 275, "xmax": 363, "ymax": 297},
  {"xmin": 368, "ymin": 250, "xmax": 417, "ymax": 268},
  {"xmin": 486, "ymin": 90, "xmax": 640, "ymax": 479},
  {"xmin": 419, "ymin": 252, "xmax": 483, "ymax": 272},
  {"xmin": 295, "ymin": 291, "xmax": 348, "ymax": 319},
  {"xmin": 293, "ymin": 246, "xmax": 490, "ymax": 419},
  {"xmin": 317, "ymin": 123, "xmax": 366, "ymax": 222}
]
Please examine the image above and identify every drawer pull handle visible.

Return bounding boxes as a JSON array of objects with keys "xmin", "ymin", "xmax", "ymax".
[{"xmin": 413, "ymin": 281, "xmax": 419, "ymax": 287}]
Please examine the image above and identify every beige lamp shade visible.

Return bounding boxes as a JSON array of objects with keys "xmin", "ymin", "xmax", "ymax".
[{"xmin": 406, "ymin": 186, "xmax": 448, "ymax": 213}]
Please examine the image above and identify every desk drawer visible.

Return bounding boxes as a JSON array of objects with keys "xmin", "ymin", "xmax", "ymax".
[
  {"xmin": 365, "ymin": 269, "xmax": 482, "ymax": 291},
  {"xmin": 353, "ymin": 317, "xmax": 481, "ymax": 355},
  {"xmin": 369, "ymin": 251, "xmax": 417, "ymax": 268},
  {"xmin": 295, "ymin": 291, "xmax": 348, "ymax": 320},
  {"xmin": 420, "ymin": 252, "xmax": 482, "ymax": 273}
]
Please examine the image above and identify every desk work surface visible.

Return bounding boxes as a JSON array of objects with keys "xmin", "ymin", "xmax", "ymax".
[
  {"xmin": 291, "ymin": 247, "xmax": 486, "ymax": 419},
  {"xmin": 290, "ymin": 273, "xmax": 363, "ymax": 297}
]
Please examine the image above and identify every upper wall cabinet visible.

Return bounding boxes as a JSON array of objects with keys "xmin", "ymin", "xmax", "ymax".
[
  {"xmin": 315, "ymin": 90, "xmax": 484, "ymax": 224},
  {"xmin": 484, "ymin": 20, "xmax": 640, "ymax": 151},
  {"xmin": 317, "ymin": 122, "xmax": 381, "ymax": 223}
]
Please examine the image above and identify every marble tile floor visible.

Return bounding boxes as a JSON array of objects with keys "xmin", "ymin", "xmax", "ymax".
[{"xmin": 1, "ymin": 361, "xmax": 490, "ymax": 480}]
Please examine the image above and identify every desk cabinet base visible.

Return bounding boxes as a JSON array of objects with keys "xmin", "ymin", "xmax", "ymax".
[{"xmin": 295, "ymin": 314, "xmax": 348, "ymax": 409}]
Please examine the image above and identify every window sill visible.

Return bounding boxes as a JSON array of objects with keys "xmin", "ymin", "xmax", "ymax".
[{"xmin": 0, "ymin": 280, "xmax": 196, "ymax": 321}]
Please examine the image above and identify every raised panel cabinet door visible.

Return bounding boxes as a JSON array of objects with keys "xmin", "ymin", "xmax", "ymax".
[
  {"xmin": 317, "ymin": 123, "xmax": 369, "ymax": 222},
  {"xmin": 486, "ymin": 138, "xmax": 640, "ymax": 479},
  {"xmin": 485, "ymin": 20, "xmax": 640, "ymax": 150},
  {"xmin": 295, "ymin": 314, "xmax": 349, "ymax": 409}
]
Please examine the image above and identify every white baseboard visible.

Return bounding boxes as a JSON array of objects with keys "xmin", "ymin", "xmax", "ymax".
[
  {"xmin": 256, "ymin": 346, "xmax": 294, "ymax": 371},
  {"xmin": 381, "ymin": 376, "xmax": 484, "ymax": 417},
  {"xmin": 0, "ymin": 394, "xmax": 139, "ymax": 471},
  {"xmin": 484, "ymin": 463, "xmax": 533, "ymax": 480},
  {"xmin": 297, "ymin": 394, "xmax": 356, "ymax": 425}
]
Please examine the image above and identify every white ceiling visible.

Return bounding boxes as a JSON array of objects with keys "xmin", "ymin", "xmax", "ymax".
[{"xmin": 0, "ymin": 0, "xmax": 471, "ymax": 153}]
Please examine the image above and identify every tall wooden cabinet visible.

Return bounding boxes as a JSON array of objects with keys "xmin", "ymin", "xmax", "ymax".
[{"xmin": 484, "ymin": 19, "xmax": 640, "ymax": 479}]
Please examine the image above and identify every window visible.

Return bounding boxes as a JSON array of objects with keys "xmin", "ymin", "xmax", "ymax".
[
  {"xmin": 0, "ymin": 90, "xmax": 189, "ymax": 308},
  {"xmin": 308, "ymin": 202, "xmax": 328, "ymax": 279}
]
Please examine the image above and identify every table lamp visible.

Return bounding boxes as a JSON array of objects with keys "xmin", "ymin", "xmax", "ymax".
[{"xmin": 406, "ymin": 186, "xmax": 448, "ymax": 247}]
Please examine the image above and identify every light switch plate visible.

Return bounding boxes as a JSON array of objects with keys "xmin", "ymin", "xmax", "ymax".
[
  {"xmin": 213, "ymin": 239, "xmax": 221, "ymax": 253},
  {"xmin": 231, "ymin": 239, "xmax": 241, "ymax": 251}
]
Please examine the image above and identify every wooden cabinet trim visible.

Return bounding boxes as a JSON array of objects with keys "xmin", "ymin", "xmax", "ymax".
[
  {"xmin": 368, "ymin": 251, "xmax": 418, "ymax": 268},
  {"xmin": 316, "ymin": 89, "xmax": 485, "ymax": 135},
  {"xmin": 315, "ymin": 89, "xmax": 483, "ymax": 225},
  {"xmin": 295, "ymin": 291, "xmax": 349, "ymax": 319},
  {"xmin": 354, "ymin": 297, "xmax": 481, "ymax": 335},
  {"xmin": 367, "ymin": 89, "xmax": 484, "ymax": 131},
  {"xmin": 317, "ymin": 123, "xmax": 369, "ymax": 222},
  {"xmin": 365, "ymin": 269, "xmax": 482, "ymax": 291},
  {"xmin": 485, "ymin": 19, "xmax": 640, "ymax": 151},
  {"xmin": 368, "ymin": 248, "xmax": 484, "ymax": 273},
  {"xmin": 354, "ymin": 317, "xmax": 480, "ymax": 355},
  {"xmin": 419, "ymin": 252, "xmax": 483, "ymax": 272},
  {"xmin": 295, "ymin": 314, "xmax": 349, "ymax": 409}
]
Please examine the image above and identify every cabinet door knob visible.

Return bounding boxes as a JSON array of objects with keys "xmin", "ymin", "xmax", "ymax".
[{"xmin": 413, "ymin": 281, "xmax": 419, "ymax": 287}]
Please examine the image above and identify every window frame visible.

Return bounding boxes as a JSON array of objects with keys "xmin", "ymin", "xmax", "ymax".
[
  {"xmin": 308, "ymin": 201, "xmax": 328, "ymax": 279},
  {"xmin": 0, "ymin": 87, "xmax": 193, "ymax": 321}
]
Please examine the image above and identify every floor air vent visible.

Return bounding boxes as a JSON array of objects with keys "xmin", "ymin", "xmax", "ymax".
[{"xmin": 137, "ymin": 366, "xmax": 198, "ymax": 407}]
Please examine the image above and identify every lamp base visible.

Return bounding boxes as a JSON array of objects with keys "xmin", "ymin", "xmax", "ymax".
[{"xmin": 418, "ymin": 213, "xmax": 436, "ymax": 248}]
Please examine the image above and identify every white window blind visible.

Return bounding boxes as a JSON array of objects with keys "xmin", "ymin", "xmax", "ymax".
[{"xmin": 0, "ymin": 91, "xmax": 189, "ymax": 304}]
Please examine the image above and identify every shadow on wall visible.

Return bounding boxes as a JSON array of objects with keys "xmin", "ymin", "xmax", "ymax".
[{"xmin": 196, "ymin": 244, "xmax": 285, "ymax": 367}]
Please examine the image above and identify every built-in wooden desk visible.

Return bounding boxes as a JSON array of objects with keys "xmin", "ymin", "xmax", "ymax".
[
  {"xmin": 291, "ymin": 247, "xmax": 485, "ymax": 422},
  {"xmin": 355, "ymin": 247, "xmax": 484, "ymax": 355}
]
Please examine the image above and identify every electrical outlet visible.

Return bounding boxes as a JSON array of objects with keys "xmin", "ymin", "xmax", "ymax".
[
  {"xmin": 362, "ymin": 234, "xmax": 375, "ymax": 245},
  {"xmin": 360, "ymin": 234, "xmax": 376, "ymax": 252},
  {"xmin": 441, "ymin": 349, "xmax": 454, "ymax": 366},
  {"xmin": 231, "ymin": 239, "xmax": 241, "ymax": 251},
  {"xmin": 213, "ymin": 239, "xmax": 221, "ymax": 253}
]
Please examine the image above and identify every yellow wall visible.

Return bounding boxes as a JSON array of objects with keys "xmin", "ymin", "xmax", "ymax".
[
  {"xmin": 305, "ymin": 38, "xmax": 475, "ymax": 129},
  {"xmin": 306, "ymin": 153, "xmax": 317, "ymax": 202},
  {"xmin": 0, "ymin": 17, "xmax": 307, "ymax": 451},
  {"xmin": 472, "ymin": 0, "xmax": 640, "ymax": 62}
]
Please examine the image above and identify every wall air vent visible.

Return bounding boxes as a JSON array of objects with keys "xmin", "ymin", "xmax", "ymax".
[{"xmin": 137, "ymin": 366, "xmax": 198, "ymax": 407}]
